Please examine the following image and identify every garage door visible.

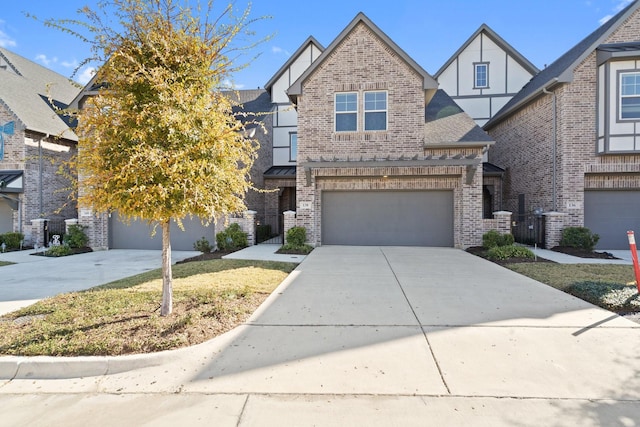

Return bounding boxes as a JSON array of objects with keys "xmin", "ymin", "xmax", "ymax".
[
  {"xmin": 322, "ymin": 190, "xmax": 454, "ymax": 246},
  {"xmin": 109, "ymin": 212, "xmax": 215, "ymax": 250},
  {"xmin": 585, "ymin": 190, "xmax": 640, "ymax": 249}
]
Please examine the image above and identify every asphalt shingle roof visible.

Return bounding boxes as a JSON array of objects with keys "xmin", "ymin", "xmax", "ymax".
[{"xmin": 0, "ymin": 47, "xmax": 80, "ymax": 141}]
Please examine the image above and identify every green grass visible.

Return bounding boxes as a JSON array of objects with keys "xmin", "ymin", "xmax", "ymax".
[
  {"xmin": 0, "ymin": 261, "xmax": 13, "ymax": 267},
  {"xmin": 0, "ymin": 259, "xmax": 297, "ymax": 356}
]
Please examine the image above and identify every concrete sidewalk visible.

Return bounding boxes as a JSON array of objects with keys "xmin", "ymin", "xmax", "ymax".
[
  {"xmin": 1, "ymin": 246, "xmax": 639, "ymax": 425},
  {"xmin": 532, "ymin": 246, "xmax": 637, "ymax": 264}
]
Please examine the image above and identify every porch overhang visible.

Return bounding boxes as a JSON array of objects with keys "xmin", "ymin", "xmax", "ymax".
[{"xmin": 0, "ymin": 170, "xmax": 23, "ymax": 193}]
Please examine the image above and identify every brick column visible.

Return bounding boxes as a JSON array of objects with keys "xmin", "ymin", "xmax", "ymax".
[
  {"xmin": 283, "ymin": 210, "xmax": 296, "ymax": 244},
  {"xmin": 244, "ymin": 210, "xmax": 256, "ymax": 246},
  {"xmin": 79, "ymin": 209, "xmax": 109, "ymax": 251},
  {"xmin": 493, "ymin": 211, "xmax": 513, "ymax": 235},
  {"xmin": 543, "ymin": 212, "xmax": 568, "ymax": 249},
  {"xmin": 31, "ymin": 218, "xmax": 47, "ymax": 249}
]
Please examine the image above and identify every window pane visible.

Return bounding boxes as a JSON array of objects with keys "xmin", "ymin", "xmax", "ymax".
[
  {"xmin": 365, "ymin": 91, "xmax": 386, "ymax": 110},
  {"xmin": 290, "ymin": 133, "xmax": 297, "ymax": 161},
  {"xmin": 336, "ymin": 113, "xmax": 357, "ymax": 131},
  {"xmin": 336, "ymin": 93, "xmax": 357, "ymax": 112},
  {"xmin": 475, "ymin": 64, "xmax": 488, "ymax": 88},
  {"xmin": 622, "ymin": 97, "xmax": 640, "ymax": 119},
  {"xmin": 622, "ymin": 73, "xmax": 640, "ymax": 96},
  {"xmin": 365, "ymin": 111, "xmax": 386, "ymax": 131}
]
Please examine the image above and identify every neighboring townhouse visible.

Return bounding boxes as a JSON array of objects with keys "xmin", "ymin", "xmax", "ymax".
[
  {"xmin": 435, "ymin": 24, "xmax": 539, "ymax": 128},
  {"xmin": 485, "ymin": 0, "xmax": 640, "ymax": 249},
  {"xmin": 0, "ymin": 47, "xmax": 79, "ymax": 245},
  {"xmin": 287, "ymin": 13, "xmax": 496, "ymax": 248},
  {"xmin": 262, "ymin": 37, "xmax": 324, "ymax": 236}
]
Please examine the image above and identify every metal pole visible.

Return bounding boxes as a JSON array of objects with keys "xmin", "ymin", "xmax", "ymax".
[{"xmin": 627, "ymin": 231, "xmax": 640, "ymax": 293}]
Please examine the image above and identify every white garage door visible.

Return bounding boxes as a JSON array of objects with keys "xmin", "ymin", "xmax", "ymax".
[
  {"xmin": 321, "ymin": 190, "xmax": 454, "ymax": 246},
  {"xmin": 109, "ymin": 212, "xmax": 215, "ymax": 251},
  {"xmin": 584, "ymin": 190, "xmax": 640, "ymax": 249}
]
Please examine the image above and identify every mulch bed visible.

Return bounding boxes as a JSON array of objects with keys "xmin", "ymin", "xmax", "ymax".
[
  {"xmin": 176, "ymin": 250, "xmax": 235, "ymax": 264},
  {"xmin": 465, "ymin": 246, "xmax": 554, "ymax": 265},
  {"xmin": 31, "ymin": 247, "xmax": 93, "ymax": 257},
  {"xmin": 550, "ymin": 246, "xmax": 619, "ymax": 259}
]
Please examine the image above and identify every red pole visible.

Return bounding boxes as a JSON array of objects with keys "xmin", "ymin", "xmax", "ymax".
[{"xmin": 627, "ymin": 231, "xmax": 640, "ymax": 293}]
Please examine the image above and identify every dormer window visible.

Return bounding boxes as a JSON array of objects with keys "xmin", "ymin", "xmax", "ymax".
[{"xmin": 474, "ymin": 63, "xmax": 489, "ymax": 89}]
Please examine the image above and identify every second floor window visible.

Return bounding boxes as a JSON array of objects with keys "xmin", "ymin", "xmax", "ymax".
[
  {"xmin": 474, "ymin": 63, "xmax": 489, "ymax": 89},
  {"xmin": 364, "ymin": 91, "xmax": 387, "ymax": 131},
  {"xmin": 620, "ymin": 72, "xmax": 640, "ymax": 120},
  {"xmin": 289, "ymin": 132, "xmax": 297, "ymax": 162},
  {"xmin": 335, "ymin": 92, "xmax": 357, "ymax": 131}
]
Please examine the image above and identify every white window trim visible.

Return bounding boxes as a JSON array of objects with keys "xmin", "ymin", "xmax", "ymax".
[
  {"xmin": 619, "ymin": 70, "xmax": 640, "ymax": 121},
  {"xmin": 364, "ymin": 90, "xmax": 388, "ymax": 132},
  {"xmin": 474, "ymin": 62, "xmax": 489, "ymax": 89},
  {"xmin": 335, "ymin": 92, "xmax": 358, "ymax": 132}
]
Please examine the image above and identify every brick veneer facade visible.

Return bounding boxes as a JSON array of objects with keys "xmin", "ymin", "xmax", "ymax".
[
  {"xmin": 295, "ymin": 22, "xmax": 486, "ymax": 248},
  {"xmin": 488, "ymin": 7, "xmax": 640, "ymax": 247},
  {"xmin": 0, "ymin": 104, "xmax": 77, "ymax": 244}
]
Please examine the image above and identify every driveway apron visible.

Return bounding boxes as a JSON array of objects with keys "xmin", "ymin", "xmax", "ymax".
[{"xmin": 86, "ymin": 246, "xmax": 640, "ymax": 402}]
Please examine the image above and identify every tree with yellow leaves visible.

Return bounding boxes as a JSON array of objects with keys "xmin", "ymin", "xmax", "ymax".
[{"xmin": 55, "ymin": 0, "xmax": 264, "ymax": 316}]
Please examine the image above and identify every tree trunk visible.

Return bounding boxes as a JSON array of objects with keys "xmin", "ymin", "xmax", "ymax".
[{"xmin": 160, "ymin": 219, "xmax": 173, "ymax": 316}]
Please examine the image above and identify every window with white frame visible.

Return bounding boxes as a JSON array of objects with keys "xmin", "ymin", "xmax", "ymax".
[
  {"xmin": 364, "ymin": 91, "xmax": 387, "ymax": 131},
  {"xmin": 289, "ymin": 132, "xmax": 297, "ymax": 162},
  {"xmin": 474, "ymin": 63, "xmax": 489, "ymax": 89},
  {"xmin": 620, "ymin": 71, "xmax": 640, "ymax": 120},
  {"xmin": 335, "ymin": 92, "xmax": 357, "ymax": 131}
]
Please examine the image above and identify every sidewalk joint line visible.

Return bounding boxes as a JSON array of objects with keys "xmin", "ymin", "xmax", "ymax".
[{"xmin": 236, "ymin": 394, "xmax": 250, "ymax": 427}]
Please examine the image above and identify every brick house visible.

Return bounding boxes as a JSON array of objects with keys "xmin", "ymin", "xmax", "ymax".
[
  {"xmin": 287, "ymin": 13, "xmax": 496, "ymax": 248},
  {"xmin": 485, "ymin": 0, "xmax": 640, "ymax": 249},
  {"xmin": 0, "ymin": 47, "xmax": 79, "ymax": 246}
]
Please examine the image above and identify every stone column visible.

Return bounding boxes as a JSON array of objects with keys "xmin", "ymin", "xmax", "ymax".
[
  {"xmin": 31, "ymin": 218, "xmax": 47, "ymax": 249},
  {"xmin": 64, "ymin": 218, "xmax": 79, "ymax": 234},
  {"xmin": 283, "ymin": 210, "xmax": 296, "ymax": 244},
  {"xmin": 543, "ymin": 212, "xmax": 568, "ymax": 249},
  {"xmin": 493, "ymin": 211, "xmax": 513, "ymax": 235}
]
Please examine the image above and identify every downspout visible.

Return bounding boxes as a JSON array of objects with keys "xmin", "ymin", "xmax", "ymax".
[{"xmin": 542, "ymin": 87, "xmax": 557, "ymax": 212}]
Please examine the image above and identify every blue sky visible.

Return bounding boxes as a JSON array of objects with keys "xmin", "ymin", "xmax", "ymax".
[{"xmin": 0, "ymin": 0, "xmax": 635, "ymax": 88}]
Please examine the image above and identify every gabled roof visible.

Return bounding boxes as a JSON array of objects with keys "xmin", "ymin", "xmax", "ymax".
[
  {"xmin": 288, "ymin": 12, "xmax": 438, "ymax": 100},
  {"xmin": 425, "ymin": 90, "xmax": 494, "ymax": 146},
  {"xmin": 226, "ymin": 89, "xmax": 272, "ymax": 126},
  {"xmin": 0, "ymin": 47, "xmax": 80, "ymax": 141},
  {"xmin": 485, "ymin": 0, "xmax": 640, "ymax": 129},
  {"xmin": 264, "ymin": 36, "xmax": 324, "ymax": 92},
  {"xmin": 434, "ymin": 24, "xmax": 538, "ymax": 78}
]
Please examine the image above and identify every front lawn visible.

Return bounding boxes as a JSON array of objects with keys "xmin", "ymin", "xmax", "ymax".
[
  {"xmin": 0, "ymin": 261, "xmax": 13, "ymax": 267},
  {"xmin": 0, "ymin": 259, "xmax": 296, "ymax": 356}
]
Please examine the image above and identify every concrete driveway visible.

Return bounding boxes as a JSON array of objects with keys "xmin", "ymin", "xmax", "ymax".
[
  {"xmin": 2, "ymin": 246, "xmax": 640, "ymax": 426},
  {"xmin": 0, "ymin": 249, "xmax": 200, "ymax": 315}
]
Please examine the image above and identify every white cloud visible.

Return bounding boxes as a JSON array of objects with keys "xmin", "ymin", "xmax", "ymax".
[
  {"xmin": 271, "ymin": 46, "xmax": 291, "ymax": 56},
  {"xmin": 35, "ymin": 54, "xmax": 58, "ymax": 67},
  {"xmin": 77, "ymin": 66, "xmax": 96, "ymax": 85},
  {"xmin": 222, "ymin": 79, "xmax": 245, "ymax": 90},
  {"xmin": 61, "ymin": 59, "xmax": 79, "ymax": 69},
  {"xmin": 0, "ymin": 20, "xmax": 16, "ymax": 48},
  {"xmin": 600, "ymin": 0, "xmax": 633, "ymax": 24}
]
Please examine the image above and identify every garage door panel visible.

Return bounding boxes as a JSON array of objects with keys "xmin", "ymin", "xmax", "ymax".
[
  {"xmin": 110, "ymin": 213, "xmax": 215, "ymax": 251},
  {"xmin": 585, "ymin": 191, "xmax": 640, "ymax": 249},
  {"xmin": 322, "ymin": 191, "xmax": 453, "ymax": 247}
]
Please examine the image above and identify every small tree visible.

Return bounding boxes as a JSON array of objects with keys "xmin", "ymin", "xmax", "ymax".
[{"xmin": 49, "ymin": 0, "xmax": 266, "ymax": 315}]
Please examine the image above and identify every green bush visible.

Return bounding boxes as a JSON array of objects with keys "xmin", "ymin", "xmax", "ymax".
[
  {"xmin": 559, "ymin": 227, "xmax": 599, "ymax": 251},
  {"xmin": 215, "ymin": 223, "xmax": 248, "ymax": 251},
  {"xmin": 256, "ymin": 224, "xmax": 272, "ymax": 243},
  {"xmin": 1, "ymin": 232, "xmax": 24, "ymax": 250},
  {"xmin": 482, "ymin": 230, "xmax": 514, "ymax": 248},
  {"xmin": 567, "ymin": 281, "xmax": 640, "ymax": 312},
  {"xmin": 193, "ymin": 236, "xmax": 213, "ymax": 253},
  {"xmin": 286, "ymin": 226, "xmax": 307, "ymax": 247},
  {"xmin": 65, "ymin": 224, "xmax": 89, "ymax": 248},
  {"xmin": 44, "ymin": 245, "xmax": 72, "ymax": 257},
  {"xmin": 487, "ymin": 245, "xmax": 534, "ymax": 260}
]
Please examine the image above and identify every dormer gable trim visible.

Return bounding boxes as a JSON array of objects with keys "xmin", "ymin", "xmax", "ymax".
[{"xmin": 264, "ymin": 36, "xmax": 324, "ymax": 92}]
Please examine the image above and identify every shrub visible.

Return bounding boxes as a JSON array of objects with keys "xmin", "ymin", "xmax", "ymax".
[
  {"xmin": 215, "ymin": 223, "xmax": 248, "ymax": 251},
  {"xmin": 1, "ymin": 232, "xmax": 24, "ymax": 250},
  {"xmin": 487, "ymin": 245, "xmax": 534, "ymax": 260},
  {"xmin": 482, "ymin": 230, "xmax": 514, "ymax": 248},
  {"xmin": 193, "ymin": 236, "xmax": 213, "ymax": 253},
  {"xmin": 286, "ymin": 226, "xmax": 307, "ymax": 247},
  {"xmin": 44, "ymin": 245, "xmax": 72, "ymax": 257},
  {"xmin": 65, "ymin": 224, "xmax": 89, "ymax": 248},
  {"xmin": 256, "ymin": 224, "xmax": 272, "ymax": 243},
  {"xmin": 560, "ymin": 227, "xmax": 599, "ymax": 251},
  {"xmin": 567, "ymin": 281, "xmax": 640, "ymax": 312}
]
